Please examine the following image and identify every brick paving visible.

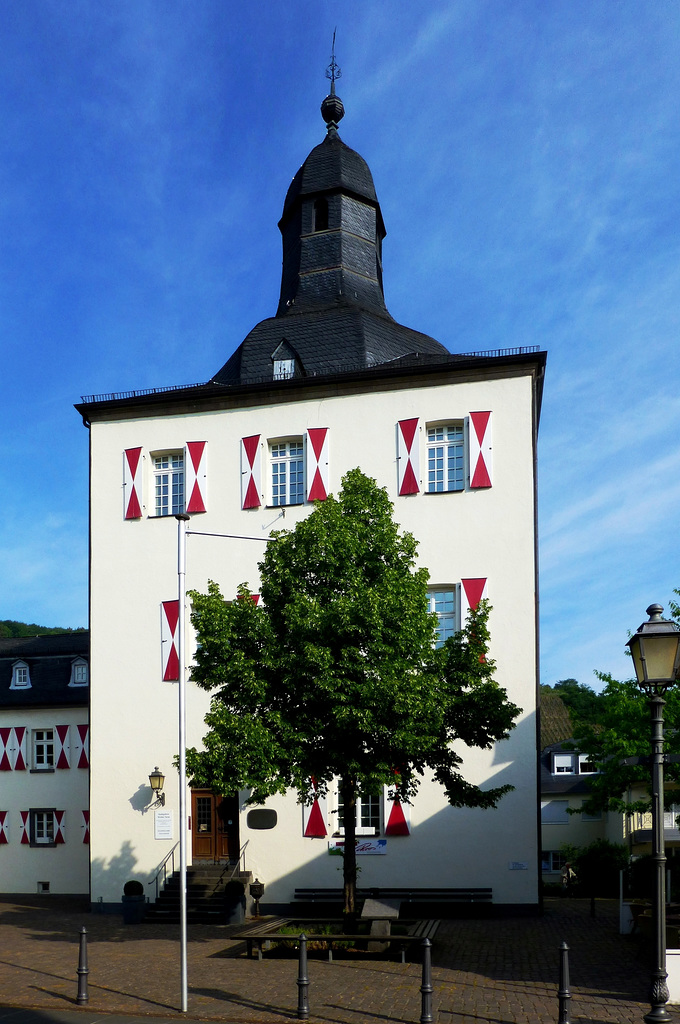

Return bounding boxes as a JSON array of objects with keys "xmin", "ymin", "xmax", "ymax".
[{"xmin": 0, "ymin": 896, "xmax": 668, "ymax": 1023}]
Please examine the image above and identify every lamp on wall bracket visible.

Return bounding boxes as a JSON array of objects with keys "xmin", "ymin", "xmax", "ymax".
[{"xmin": 149, "ymin": 767, "xmax": 166, "ymax": 807}]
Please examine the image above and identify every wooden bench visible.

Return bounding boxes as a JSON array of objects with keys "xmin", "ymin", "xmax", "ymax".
[{"xmin": 294, "ymin": 886, "xmax": 492, "ymax": 914}]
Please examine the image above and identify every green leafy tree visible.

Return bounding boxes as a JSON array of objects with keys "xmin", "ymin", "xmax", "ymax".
[
  {"xmin": 186, "ymin": 469, "xmax": 520, "ymax": 916},
  {"xmin": 572, "ymin": 592, "xmax": 680, "ymax": 817},
  {"xmin": 541, "ymin": 678, "xmax": 603, "ymax": 726}
]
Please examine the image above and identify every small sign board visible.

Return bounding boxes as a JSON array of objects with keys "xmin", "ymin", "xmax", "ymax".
[
  {"xmin": 328, "ymin": 839, "xmax": 387, "ymax": 856},
  {"xmin": 508, "ymin": 861, "xmax": 528, "ymax": 870},
  {"xmin": 154, "ymin": 810, "xmax": 174, "ymax": 841}
]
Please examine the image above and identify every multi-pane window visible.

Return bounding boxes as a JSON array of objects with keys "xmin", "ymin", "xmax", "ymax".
[
  {"xmin": 11, "ymin": 661, "xmax": 30, "ymax": 689},
  {"xmin": 273, "ymin": 358, "xmax": 295, "ymax": 380},
  {"xmin": 153, "ymin": 453, "xmax": 185, "ymax": 516},
  {"xmin": 427, "ymin": 423, "xmax": 464, "ymax": 493},
  {"xmin": 271, "ymin": 440, "xmax": 304, "ymax": 506},
  {"xmin": 542, "ymin": 850, "xmax": 568, "ymax": 872},
  {"xmin": 70, "ymin": 659, "xmax": 89, "ymax": 686},
  {"xmin": 337, "ymin": 791, "xmax": 382, "ymax": 836},
  {"xmin": 427, "ymin": 589, "xmax": 457, "ymax": 647},
  {"xmin": 31, "ymin": 810, "xmax": 55, "ymax": 845},
  {"xmin": 33, "ymin": 730, "xmax": 54, "ymax": 770}
]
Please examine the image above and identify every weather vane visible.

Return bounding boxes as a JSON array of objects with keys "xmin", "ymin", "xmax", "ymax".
[{"xmin": 326, "ymin": 28, "xmax": 341, "ymax": 87}]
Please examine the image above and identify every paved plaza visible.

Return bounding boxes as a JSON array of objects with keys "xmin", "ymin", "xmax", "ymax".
[{"xmin": 0, "ymin": 896, "xmax": 670, "ymax": 1024}]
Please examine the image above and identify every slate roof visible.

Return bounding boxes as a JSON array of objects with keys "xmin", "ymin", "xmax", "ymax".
[
  {"xmin": 281, "ymin": 134, "xmax": 379, "ymax": 219},
  {"xmin": 212, "ymin": 304, "xmax": 449, "ymax": 386},
  {"xmin": 540, "ymin": 741, "xmax": 593, "ymax": 796},
  {"xmin": 212, "ymin": 115, "xmax": 450, "ymax": 386},
  {"xmin": 0, "ymin": 633, "xmax": 89, "ymax": 709}
]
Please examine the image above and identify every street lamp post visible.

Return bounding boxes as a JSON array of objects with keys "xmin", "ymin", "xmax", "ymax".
[{"xmin": 627, "ymin": 604, "xmax": 680, "ymax": 1024}]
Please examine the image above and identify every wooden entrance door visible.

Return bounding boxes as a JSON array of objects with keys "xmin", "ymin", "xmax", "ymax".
[{"xmin": 191, "ymin": 791, "xmax": 239, "ymax": 863}]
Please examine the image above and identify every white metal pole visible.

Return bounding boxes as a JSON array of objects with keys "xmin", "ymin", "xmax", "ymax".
[{"xmin": 176, "ymin": 512, "xmax": 190, "ymax": 1013}]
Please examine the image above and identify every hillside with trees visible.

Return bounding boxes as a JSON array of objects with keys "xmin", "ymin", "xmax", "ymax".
[{"xmin": 0, "ymin": 620, "xmax": 86, "ymax": 639}]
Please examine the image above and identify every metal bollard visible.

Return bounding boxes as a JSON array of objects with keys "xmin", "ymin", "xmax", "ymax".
[
  {"xmin": 297, "ymin": 933, "xmax": 309, "ymax": 1021},
  {"xmin": 76, "ymin": 926, "xmax": 89, "ymax": 1005},
  {"xmin": 558, "ymin": 941, "xmax": 570, "ymax": 1024},
  {"xmin": 420, "ymin": 937, "xmax": 433, "ymax": 1024}
]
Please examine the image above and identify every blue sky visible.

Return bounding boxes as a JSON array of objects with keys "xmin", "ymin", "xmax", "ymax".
[{"xmin": 1, "ymin": 2, "xmax": 679, "ymax": 691}]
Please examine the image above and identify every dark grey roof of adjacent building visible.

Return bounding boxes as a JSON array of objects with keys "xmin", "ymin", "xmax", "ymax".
[
  {"xmin": 0, "ymin": 633, "xmax": 89, "ymax": 709},
  {"xmin": 540, "ymin": 741, "xmax": 593, "ymax": 796}
]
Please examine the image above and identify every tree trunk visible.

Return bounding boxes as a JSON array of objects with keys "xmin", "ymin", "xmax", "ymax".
[{"xmin": 341, "ymin": 776, "xmax": 357, "ymax": 922}]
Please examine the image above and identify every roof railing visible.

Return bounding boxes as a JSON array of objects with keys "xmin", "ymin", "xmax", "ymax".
[{"xmin": 79, "ymin": 345, "xmax": 541, "ymax": 405}]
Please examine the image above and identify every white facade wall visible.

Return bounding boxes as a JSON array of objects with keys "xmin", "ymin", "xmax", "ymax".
[
  {"xmin": 88, "ymin": 368, "xmax": 540, "ymax": 907},
  {"xmin": 0, "ymin": 707, "xmax": 89, "ymax": 893}
]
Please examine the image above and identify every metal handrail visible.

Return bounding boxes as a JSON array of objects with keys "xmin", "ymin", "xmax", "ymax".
[
  {"xmin": 227, "ymin": 839, "xmax": 250, "ymax": 881},
  {"xmin": 150, "ymin": 841, "xmax": 180, "ymax": 899}
]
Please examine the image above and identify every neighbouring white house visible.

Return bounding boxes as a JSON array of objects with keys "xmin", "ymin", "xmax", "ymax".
[
  {"xmin": 0, "ymin": 632, "xmax": 89, "ymax": 894},
  {"xmin": 75, "ymin": 79, "xmax": 546, "ymax": 914}
]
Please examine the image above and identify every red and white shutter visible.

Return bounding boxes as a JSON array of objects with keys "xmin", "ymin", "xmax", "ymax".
[
  {"xmin": 0, "ymin": 811, "xmax": 8, "ymax": 844},
  {"xmin": 123, "ymin": 447, "xmax": 144, "ymax": 519},
  {"xmin": 20, "ymin": 811, "xmax": 30, "ymax": 844},
  {"xmin": 55, "ymin": 725, "xmax": 70, "ymax": 769},
  {"xmin": 54, "ymin": 810, "xmax": 66, "ymax": 844},
  {"xmin": 161, "ymin": 600, "xmax": 180, "ymax": 682},
  {"xmin": 185, "ymin": 441, "xmax": 207, "ymax": 513},
  {"xmin": 306, "ymin": 428, "xmax": 329, "ymax": 502},
  {"xmin": 11, "ymin": 727, "xmax": 26, "ymax": 770},
  {"xmin": 302, "ymin": 781, "xmax": 328, "ymax": 838},
  {"xmin": 397, "ymin": 418, "xmax": 420, "ymax": 495},
  {"xmin": 241, "ymin": 435, "xmax": 262, "ymax": 510},
  {"xmin": 74, "ymin": 724, "xmax": 90, "ymax": 769},
  {"xmin": 82, "ymin": 810, "xmax": 90, "ymax": 844},
  {"xmin": 469, "ymin": 412, "xmax": 492, "ymax": 489},
  {"xmin": 0, "ymin": 729, "xmax": 11, "ymax": 771},
  {"xmin": 383, "ymin": 783, "xmax": 411, "ymax": 836},
  {"xmin": 461, "ymin": 578, "xmax": 488, "ymax": 617}
]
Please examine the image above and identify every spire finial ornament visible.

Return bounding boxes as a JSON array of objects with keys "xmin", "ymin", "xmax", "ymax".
[
  {"xmin": 321, "ymin": 29, "xmax": 344, "ymax": 135},
  {"xmin": 326, "ymin": 28, "xmax": 342, "ymax": 94}
]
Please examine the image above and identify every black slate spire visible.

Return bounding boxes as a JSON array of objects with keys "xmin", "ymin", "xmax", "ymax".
[{"xmin": 212, "ymin": 52, "xmax": 448, "ymax": 386}]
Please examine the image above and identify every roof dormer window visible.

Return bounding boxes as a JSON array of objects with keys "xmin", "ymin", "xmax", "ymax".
[
  {"xmin": 271, "ymin": 340, "xmax": 299, "ymax": 381},
  {"xmin": 69, "ymin": 658, "xmax": 89, "ymax": 687},
  {"xmin": 273, "ymin": 358, "xmax": 295, "ymax": 380},
  {"xmin": 11, "ymin": 661, "xmax": 31, "ymax": 689}
]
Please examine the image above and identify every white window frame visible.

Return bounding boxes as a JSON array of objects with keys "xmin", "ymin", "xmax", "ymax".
[
  {"xmin": 552, "ymin": 753, "xmax": 576, "ymax": 775},
  {"xmin": 270, "ymin": 438, "xmax": 305, "ymax": 507},
  {"xmin": 10, "ymin": 661, "xmax": 30, "ymax": 689},
  {"xmin": 427, "ymin": 587, "xmax": 458, "ymax": 647},
  {"xmin": 542, "ymin": 850, "xmax": 568, "ymax": 872},
  {"xmin": 541, "ymin": 800, "xmax": 570, "ymax": 824},
  {"xmin": 69, "ymin": 658, "xmax": 89, "ymax": 687},
  {"xmin": 32, "ymin": 729, "xmax": 54, "ymax": 771},
  {"xmin": 426, "ymin": 421, "xmax": 465, "ymax": 493},
  {"xmin": 152, "ymin": 451, "xmax": 185, "ymax": 517},
  {"xmin": 30, "ymin": 809, "xmax": 56, "ymax": 846},
  {"xmin": 273, "ymin": 358, "xmax": 295, "ymax": 380},
  {"xmin": 578, "ymin": 754, "xmax": 597, "ymax": 774},
  {"xmin": 336, "ymin": 789, "xmax": 382, "ymax": 837}
]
